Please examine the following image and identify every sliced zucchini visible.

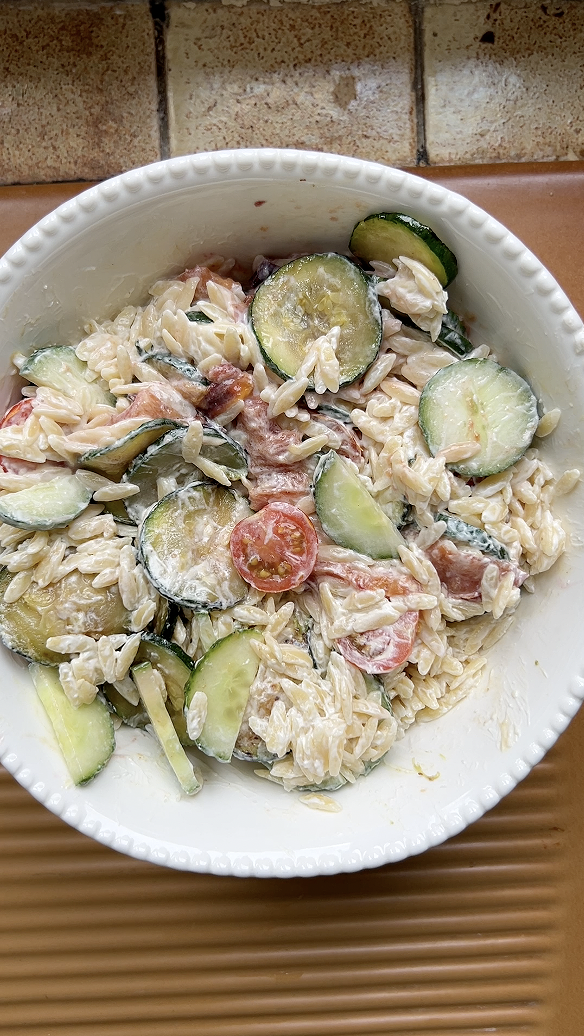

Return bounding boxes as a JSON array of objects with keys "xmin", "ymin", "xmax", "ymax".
[
  {"xmin": 349, "ymin": 212, "xmax": 458, "ymax": 287},
  {"xmin": 436, "ymin": 513, "xmax": 510, "ymax": 561},
  {"xmin": 419, "ymin": 358, "xmax": 539, "ymax": 478},
  {"xmin": 0, "ymin": 474, "xmax": 91, "ymax": 531},
  {"xmin": 123, "ymin": 428, "xmax": 197, "ymax": 524},
  {"xmin": 250, "ymin": 253, "xmax": 381, "ymax": 387},
  {"xmin": 102, "ymin": 684, "xmax": 149, "ymax": 728},
  {"xmin": 186, "ymin": 310, "xmax": 212, "ymax": 324},
  {"xmin": 139, "ymin": 482, "xmax": 250, "ymax": 610},
  {"xmin": 313, "ymin": 451, "xmax": 405, "ymax": 559},
  {"xmin": 136, "ymin": 634, "xmax": 193, "ymax": 711},
  {"xmin": 0, "ymin": 568, "xmax": 132, "ymax": 665},
  {"xmin": 184, "ymin": 629, "xmax": 262, "ymax": 763},
  {"xmin": 30, "ymin": 663, "xmax": 115, "ymax": 785},
  {"xmin": 199, "ymin": 421, "xmax": 248, "ymax": 481},
  {"xmin": 132, "ymin": 661, "xmax": 201, "ymax": 795},
  {"xmin": 124, "ymin": 424, "xmax": 247, "ymax": 524},
  {"xmin": 19, "ymin": 346, "xmax": 116, "ymax": 409},
  {"xmin": 80, "ymin": 419, "xmax": 184, "ymax": 482}
]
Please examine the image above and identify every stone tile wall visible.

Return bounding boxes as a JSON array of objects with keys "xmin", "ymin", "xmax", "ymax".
[{"xmin": 0, "ymin": 0, "xmax": 582, "ymax": 184}]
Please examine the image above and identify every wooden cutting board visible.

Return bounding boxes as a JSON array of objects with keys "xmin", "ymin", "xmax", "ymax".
[{"xmin": 1, "ymin": 164, "xmax": 583, "ymax": 1036}]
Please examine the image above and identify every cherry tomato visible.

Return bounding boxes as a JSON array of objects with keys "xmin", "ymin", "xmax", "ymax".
[
  {"xmin": 337, "ymin": 611, "xmax": 419, "ymax": 675},
  {"xmin": 0, "ymin": 398, "xmax": 37, "ymax": 474},
  {"xmin": 230, "ymin": 502, "xmax": 318, "ymax": 592}
]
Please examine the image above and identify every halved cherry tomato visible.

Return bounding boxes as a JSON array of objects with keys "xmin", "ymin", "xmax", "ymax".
[
  {"xmin": 230, "ymin": 502, "xmax": 318, "ymax": 592},
  {"xmin": 0, "ymin": 398, "xmax": 38, "ymax": 474},
  {"xmin": 337, "ymin": 611, "xmax": 419, "ymax": 675}
]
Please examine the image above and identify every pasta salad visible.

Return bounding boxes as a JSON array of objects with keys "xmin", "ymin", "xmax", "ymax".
[{"xmin": 0, "ymin": 211, "xmax": 579, "ymax": 799}]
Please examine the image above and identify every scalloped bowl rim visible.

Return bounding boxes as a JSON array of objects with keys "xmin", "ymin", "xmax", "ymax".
[{"xmin": 0, "ymin": 148, "xmax": 583, "ymax": 878}]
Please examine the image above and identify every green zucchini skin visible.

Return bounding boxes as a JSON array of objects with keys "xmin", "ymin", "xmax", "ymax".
[
  {"xmin": 250, "ymin": 253, "xmax": 382, "ymax": 387},
  {"xmin": 30, "ymin": 663, "xmax": 115, "ymax": 785},
  {"xmin": 419, "ymin": 358, "xmax": 539, "ymax": 478},
  {"xmin": 437, "ymin": 311, "xmax": 473, "ymax": 357},
  {"xmin": 184, "ymin": 629, "xmax": 262, "ymax": 764},
  {"xmin": 313, "ymin": 451, "xmax": 405, "ymax": 560},
  {"xmin": 395, "ymin": 310, "xmax": 473, "ymax": 357},
  {"xmin": 19, "ymin": 346, "xmax": 116, "ymax": 409},
  {"xmin": 138, "ymin": 481, "xmax": 250, "ymax": 610},
  {"xmin": 349, "ymin": 212, "xmax": 458, "ymax": 287},
  {"xmin": 0, "ymin": 474, "xmax": 91, "ymax": 531},
  {"xmin": 80, "ymin": 419, "xmax": 184, "ymax": 482},
  {"xmin": 186, "ymin": 310, "xmax": 213, "ymax": 324},
  {"xmin": 436, "ymin": 514, "xmax": 510, "ymax": 561}
]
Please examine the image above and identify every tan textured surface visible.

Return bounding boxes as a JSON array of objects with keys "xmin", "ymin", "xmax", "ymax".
[
  {"xmin": 425, "ymin": 1, "xmax": 584, "ymax": 165},
  {"xmin": 1, "ymin": 165, "xmax": 584, "ymax": 1033},
  {"xmin": 0, "ymin": 3, "xmax": 160, "ymax": 185},
  {"xmin": 167, "ymin": 1, "xmax": 416, "ymax": 165}
]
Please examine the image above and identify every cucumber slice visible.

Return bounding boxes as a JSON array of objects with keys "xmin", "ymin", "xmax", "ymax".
[
  {"xmin": 124, "ymin": 424, "xmax": 247, "ymax": 524},
  {"xmin": 102, "ymin": 684, "xmax": 148, "ymax": 728},
  {"xmin": 349, "ymin": 213, "xmax": 458, "ymax": 287},
  {"xmin": 0, "ymin": 568, "xmax": 132, "ymax": 665},
  {"xmin": 139, "ymin": 482, "xmax": 250, "ymax": 610},
  {"xmin": 436, "ymin": 513, "xmax": 510, "ymax": 561},
  {"xmin": 313, "ymin": 451, "xmax": 405, "ymax": 559},
  {"xmin": 0, "ymin": 474, "xmax": 91, "ymax": 531},
  {"xmin": 80, "ymin": 419, "xmax": 184, "ymax": 482},
  {"xmin": 136, "ymin": 634, "xmax": 193, "ymax": 711},
  {"xmin": 30, "ymin": 663, "xmax": 115, "ymax": 785},
  {"xmin": 19, "ymin": 346, "xmax": 116, "ymax": 409},
  {"xmin": 419, "ymin": 358, "xmax": 539, "ymax": 478},
  {"xmin": 250, "ymin": 253, "xmax": 381, "ymax": 387},
  {"xmin": 132, "ymin": 661, "xmax": 201, "ymax": 795},
  {"xmin": 185, "ymin": 629, "xmax": 262, "ymax": 763}
]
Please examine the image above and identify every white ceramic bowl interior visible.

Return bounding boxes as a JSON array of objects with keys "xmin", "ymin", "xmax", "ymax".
[{"xmin": 0, "ymin": 149, "xmax": 583, "ymax": 878}]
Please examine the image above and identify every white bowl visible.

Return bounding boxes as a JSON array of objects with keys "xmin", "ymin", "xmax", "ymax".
[{"xmin": 1, "ymin": 149, "xmax": 583, "ymax": 878}]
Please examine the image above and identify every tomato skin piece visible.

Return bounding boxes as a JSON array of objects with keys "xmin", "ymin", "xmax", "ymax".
[
  {"xmin": 0, "ymin": 399, "xmax": 39, "ymax": 474},
  {"xmin": 0, "ymin": 399, "xmax": 34, "ymax": 429},
  {"xmin": 230, "ymin": 502, "xmax": 318, "ymax": 592},
  {"xmin": 337, "ymin": 611, "xmax": 419, "ymax": 675}
]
